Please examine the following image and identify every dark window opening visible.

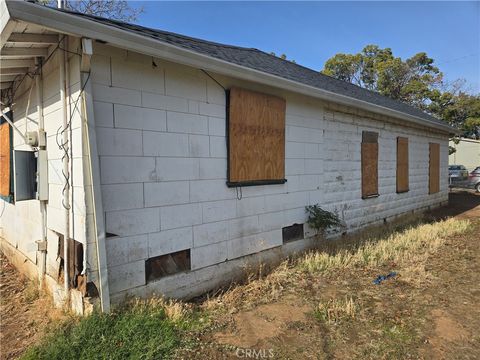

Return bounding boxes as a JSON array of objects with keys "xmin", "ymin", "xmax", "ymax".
[
  {"xmin": 57, "ymin": 235, "xmax": 84, "ymax": 289},
  {"xmin": 146, "ymin": 249, "xmax": 191, "ymax": 282},
  {"xmin": 282, "ymin": 223, "xmax": 304, "ymax": 243}
]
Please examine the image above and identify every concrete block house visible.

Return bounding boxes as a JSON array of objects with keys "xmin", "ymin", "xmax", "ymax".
[{"xmin": 0, "ymin": 1, "xmax": 455, "ymax": 313}]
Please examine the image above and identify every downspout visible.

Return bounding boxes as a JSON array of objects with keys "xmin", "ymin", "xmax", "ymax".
[
  {"xmin": 35, "ymin": 57, "xmax": 47, "ymax": 287},
  {"xmin": 80, "ymin": 38, "xmax": 111, "ymax": 312},
  {"xmin": 59, "ymin": 34, "xmax": 70, "ymax": 298}
]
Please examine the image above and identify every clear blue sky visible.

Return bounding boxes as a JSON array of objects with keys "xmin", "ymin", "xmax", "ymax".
[{"xmin": 130, "ymin": 1, "xmax": 480, "ymax": 94}]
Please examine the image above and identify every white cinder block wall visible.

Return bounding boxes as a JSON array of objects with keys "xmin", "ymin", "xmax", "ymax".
[
  {"xmin": 90, "ymin": 43, "xmax": 449, "ymax": 302},
  {"xmin": 0, "ymin": 37, "xmax": 94, "ymax": 288}
]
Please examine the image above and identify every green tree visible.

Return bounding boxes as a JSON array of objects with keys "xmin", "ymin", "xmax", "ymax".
[
  {"xmin": 429, "ymin": 89, "xmax": 480, "ymax": 138},
  {"xmin": 322, "ymin": 45, "xmax": 480, "ymax": 137},
  {"xmin": 322, "ymin": 45, "xmax": 442, "ymax": 110}
]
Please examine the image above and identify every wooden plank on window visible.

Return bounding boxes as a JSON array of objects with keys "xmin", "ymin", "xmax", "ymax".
[
  {"xmin": 396, "ymin": 137, "xmax": 409, "ymax": 193},
  {"xmin": 361, "ymin": 131, "xmax": 378, "ymax": 198},
  {"xmin": 228, "ymin": 87, "xmax": 286, "ymax": 184},
  {"xmin": 0, "ymin": 122, "xmax": 10, "ymax": 197},
  {"xmin": 361, "ymin": 142, "xmax": 378, "ymax": 198},
  {"xmin": 429, "ymin": 143, "xmax": 440, "ymax": 194}
]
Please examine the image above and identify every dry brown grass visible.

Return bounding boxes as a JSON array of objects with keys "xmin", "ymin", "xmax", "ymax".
[
  {"xmin": 299, "ymin": 218, "xmax": 470, "ymax": 277},
  {"xmin": 203, "ymin": 217, "xmax": 470, "ymax": 311},
  {"xmin": 316, "ymin": 296, "xmax": 357, "ymax": 323},
  {"xmin": 130, "ymin": 297, "xmax": 192, "ymax": 322}
]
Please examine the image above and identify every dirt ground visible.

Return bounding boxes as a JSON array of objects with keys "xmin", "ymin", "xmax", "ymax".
[
  {"xmin": 179, "ymin": 189, "xmax": 480, "ymax": 359},
  {"xmin": 1, "ymin": 190, "xmax": 479, "ymax": 359},
  {"xmin": 0, "ymin": 254, "xmax": 66, "ymax": 360}
]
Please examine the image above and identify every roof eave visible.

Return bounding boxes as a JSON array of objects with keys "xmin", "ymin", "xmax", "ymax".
[{"xmin": 6, "ymin": 0, "xmax": 457, "ymax": 135}]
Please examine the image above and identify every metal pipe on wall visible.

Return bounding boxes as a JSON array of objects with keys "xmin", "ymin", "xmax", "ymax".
[
  {"xmin": 35, "ymin": 57, "xmax": 47, "ymax": 287},
  {"xmin": 59, "ymin": 34, "xmax": 70, "ymax": 298}
]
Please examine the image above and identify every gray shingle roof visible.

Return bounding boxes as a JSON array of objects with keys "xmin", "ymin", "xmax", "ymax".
[{"xmin": 57, "ymin": 7, "xmax": 446, "ymax": 127}]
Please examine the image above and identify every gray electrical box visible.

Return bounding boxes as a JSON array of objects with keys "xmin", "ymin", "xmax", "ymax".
[
  {"xmin": 36, "ymin": 150, "xmax": 48, "ymax": 200},
  {"xmin": 14, "ymin": 150, "xmax": 36, "ymax": 201}
]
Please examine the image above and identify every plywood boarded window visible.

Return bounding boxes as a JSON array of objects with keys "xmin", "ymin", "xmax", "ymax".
[
  {"xmin": 396, "ymin": 137, "xmax": 409, "ymax": 193},
  {"xmin": 429, "ymin": 143, "xmax": 440, "ymax": 194},
  {"xmin": 228, "ymin": 87, "xmax": 286, "ymax": 186},
  {"xmin": 0, "ymin": 112, "xmax": 13, "ymax": 202},
  {"xmin": 361, "ymin": 131, "xmax": 379, "ymax": 199}
]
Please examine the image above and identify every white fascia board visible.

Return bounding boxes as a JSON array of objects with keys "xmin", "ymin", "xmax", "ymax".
[
  {"xmin": 6, "ymin": 0, "xmax": 457, "ymax": 135},
  {"xmin": 0, "ymin": 1, "xmax": 16, "ymax": 48}
]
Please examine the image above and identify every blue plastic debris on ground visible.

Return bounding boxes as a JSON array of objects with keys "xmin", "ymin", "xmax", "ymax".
[{"xmin": 373, "ymin": 272, "xmax": 397, "ymax": 285}]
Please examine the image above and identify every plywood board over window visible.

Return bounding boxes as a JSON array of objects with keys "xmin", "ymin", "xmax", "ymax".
[
  {"xmin": 228, "ymin": 87, "xmax": 286, "ymax": 186},
  {"xmin": 429, "ymin": 143, "xmax": 440, "ymax": 194},
  {"xmin": 361, "ymin": 131, "xmax": 379, "ymax": 199},
  {"xmin": 396, "ymin": 137, "xmax": 409, "ymax": 193},
  {"xmin": 0, "ymin": 112, "xmax": 13, "ymax": 202}
]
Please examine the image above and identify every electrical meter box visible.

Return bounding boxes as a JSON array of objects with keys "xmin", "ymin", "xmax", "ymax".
[{"xmin": 14, "ymin": 149, "xmax": 48, "ymax": 201}]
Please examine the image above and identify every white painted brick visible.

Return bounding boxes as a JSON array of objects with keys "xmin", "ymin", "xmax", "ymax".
[
  {"xmin": 199, "ymin": 102, "xmax": 225, "ymax": 118},
  {"xmin": 202, "ymin": 200, "xmax": 236, "ymax": 223},
  {"xmin": 264, "ymin": 193, "xmax": 286, "ymax": 213},
  {"xmin": 259, "ymin": 212, "xmax": 284, "ymax": 232},
  {"xmin": 305, "ymin": 143, "xmax": 322, "ymax": 159},
  {"xmin": 106, "ymin": 208, "xmax": 160, "ymax": 236},
  {"xmin": 188, "ymin": 100, "xmax": 200, "ymax": 114},
  {"xmin": 148, "ymin": 227, "xmax": 192, "ymax": 257},
  {"xmin": 208, "ymin": 117, "xmax": 226, "ymax": 136},
  {"xmin": 155, "ymin": 158, "xmax": 199, "ymax": 181},
  {"xmin": 91, "ymin": 54, "xmax": 111, "ymax": 85},
  {"xmin": 193, "ymin": 220, "xmax": 229, "ymax": 247},
  {"xmin": 236, "ymin": 196, "xmax": 266, "ymax": 217},
  {"xmin": 92, "ymin": 84, "xmax": 141, "ymax": 106},
  {"xmin": 287, "ymin": 126, "xmax": 323, "ymax": 143},
  {"xmin": 227, "ymin": 229, "xmax": 282, "ymax": 260},
  {"xmin": 114, "ymin": 104, "xmax": 166, "ymax": 131},
  {"xmin": 191, "ymin": 242, "xmax": 228, "ymax": 270},
  {"xmin": 228, "ymin": 215, "xmax": 260, "ymax": 239},
  {"xmin": 199, "ymin": 158, "xmax": 226, "ymax": 179},
  {"xmin": 286, "ymin": 159, "xmax": 305, "ymax": 175},
  {"xmin": 190, "ymin": 180, "xmax": 235, "ymax": 202},
  {"xmin": 100, "ymin": 156, "xmax": 156, "ymax": 184},
  {"xmin": 144, "ymin": 181, "xmax": 189, "ymax": 207},
  {"xmin": 108, "ymin": 260, "xmax": 145, "ymax": 294},
  {"xmin": 111, "ymin": 57, "xmax": 164, "ymax": 94},
  {"xmin": 165, "ymin": 67, "xmax": 206, "ymax": 101},
  {"xmin": 48, "ymin": 159, "xmax": 63, "ymax": 185},
  {"xmin": 284, "ymin": 207, "xmax": 307, "ymax": 225},
  {"xmin": 106, "ymin": 235, "xmax": 148, "ymax": 267},
  {"xmin": 305, "ymin": 159, "xmax": 324, "ymax": 174},
  {"xmin": 286, "ymin": 142, "xmax": 305, "ymax": 158},
  {"xmin": 102, "ymin": 183, "xmax": 144, "ymax": 211},
  {"xmin": 160, "ymin": 203, "xmax": 202, "ymax": 230},
  {"xmin": 206, "ymin": 78, "xmax": 226, "ymax": 105},
  {"xmin": 141, "ymin": 91, "xmax": 188, "ymax": 112},
  {"xmin": 287, "ymin": 175, "xmax": 320, "ymax": 192},
  {"xmin": 143, "ymin": 132, "xmax": 189, "ymax": 156},
  {"xmin": 96, "ymin": 128, "xmax": 143, "ymax": 156},
  {"xmin": 209, "ymin": 136, "xmax": 227, "ymax": 158},
  {"xmin": 167, "ymin": 112, "xmax": 208, "ymax": 135},
  {"xmin": 189, "ymin": 135, "xmax": 210, "ymax": 157},
  {"xmin": 93, "ymin": 101, "xmax": 114, "ymax": 127}
]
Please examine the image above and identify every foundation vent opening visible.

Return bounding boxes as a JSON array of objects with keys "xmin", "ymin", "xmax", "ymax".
[
  {"xmin": 145, "ymin": 249, "xmax": 191, "ymax": 282},
  {"xmin": 282, "ymin": 223, "xmax": 304, "ymax": 243}
]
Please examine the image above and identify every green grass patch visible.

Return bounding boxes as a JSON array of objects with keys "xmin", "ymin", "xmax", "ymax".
[{"xmin": 21, "ymin": 299, "xmax": 205, "ymax": 360}]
